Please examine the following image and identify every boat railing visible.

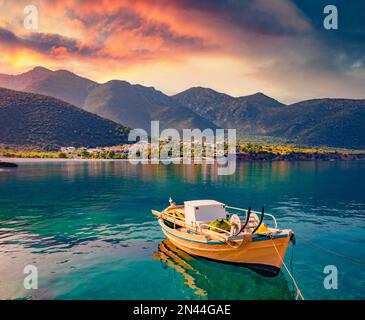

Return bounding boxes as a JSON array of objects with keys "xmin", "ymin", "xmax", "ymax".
[
  {"xmin": 263, "ymin": 213, "xmax": 278, "ymax": 229},
  {"xmin": 162, "ymin": 211, "xmax": 186, "ymax": 223},
  {"xmin": 226, "ymin": 206, "xmax": 278, "ymax": 229},
  {"xmin": 159, "ymin": 206, "xmax": 278, "ymax": 234}
]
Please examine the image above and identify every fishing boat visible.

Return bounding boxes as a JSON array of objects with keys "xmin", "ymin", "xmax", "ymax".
[{"xmin": 152, "ymin": 198, "xmax": 295, "ymax": 276}]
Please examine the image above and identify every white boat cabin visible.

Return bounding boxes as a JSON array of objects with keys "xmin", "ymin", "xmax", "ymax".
[{"xmin": 184, "ymin": 200, "xmax": 226, "ymax": 225}]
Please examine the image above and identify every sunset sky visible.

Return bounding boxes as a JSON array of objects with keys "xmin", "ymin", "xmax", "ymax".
[{"xmin": 0, "ymin": 0, "xmax": 364, "ymax": 103}]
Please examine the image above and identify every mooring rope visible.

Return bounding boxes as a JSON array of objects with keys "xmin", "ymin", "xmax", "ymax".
[
  {"xmin": 270, "ymin": 236, "xmax": 305, "ymax": 300},
  {"xmin": 302, "ymin": 239, "xmax": 365, "ymax": 265}
]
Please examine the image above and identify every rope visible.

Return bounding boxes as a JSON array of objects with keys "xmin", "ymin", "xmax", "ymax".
[
  {"xmin": 270, "ymin": 236, "xmax": 305, "ymax": 300},
  {"xmin": 302, "ymin": 239, "xmax": 365, "ymax": 265}
]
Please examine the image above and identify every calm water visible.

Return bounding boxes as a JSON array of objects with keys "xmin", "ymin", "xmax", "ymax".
[{"xmin": 0, "ymin": 160, "xmax": 364, "ymax": 300}]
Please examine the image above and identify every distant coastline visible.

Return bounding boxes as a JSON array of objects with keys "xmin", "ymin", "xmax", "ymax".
[
  {"xmin": 2, "ymin": 151, "xmax": 365, "ymax": 163},
  {"xmin": 1, "ymin": 142, "xmax": 365, "ymax": 163}
]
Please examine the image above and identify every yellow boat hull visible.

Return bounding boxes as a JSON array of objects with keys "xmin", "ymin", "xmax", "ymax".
[{"xmin": 159, "ymin": 219, "xmax": 291, "ymax": 276}]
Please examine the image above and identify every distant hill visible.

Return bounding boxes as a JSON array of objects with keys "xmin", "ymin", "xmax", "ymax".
[
  {"xmin": 0, "ymin": 67, "xmax": 96, "ymax": 108},
  {"xmin": 84, "ymin": 80, "xmax": 216, "ymax": 133},
  {"xmin": 0, "ymin": 66, "xmax": 51, "ymax": 91},
  {"xmin": 25, "ymin": 69, "xmax": 97, "ymax": 107},
  {"xmin": 266, "ymin": 99, "xmax": 365, "ymax": 149},
  {"xmin": 0, "ymin": 88, "xmax": 130, "ymax": 148},
  {"xmin": 173, "ymin": 87, "xmax": 284, "ymax": 134}
]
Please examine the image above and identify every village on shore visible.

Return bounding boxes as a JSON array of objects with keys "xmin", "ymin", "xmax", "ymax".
[{"xmin": 1, "ymin": 141, "xmax": 364, "ymax": 162}]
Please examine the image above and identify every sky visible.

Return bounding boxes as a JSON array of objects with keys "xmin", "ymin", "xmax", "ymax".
[{"xmin": 0, "ymin": 0, "xmax": 364, "ymax": 103}]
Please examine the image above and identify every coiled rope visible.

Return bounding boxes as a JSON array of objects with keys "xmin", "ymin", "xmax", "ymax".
[{"xmin": 270, "ymin": 236, "xmax": 305, "ymax": 300}]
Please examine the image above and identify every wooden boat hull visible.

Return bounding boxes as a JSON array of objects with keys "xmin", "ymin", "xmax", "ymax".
[{"xmin": 158, "ymin": 219, "xmax": 291, "ymax": 276}]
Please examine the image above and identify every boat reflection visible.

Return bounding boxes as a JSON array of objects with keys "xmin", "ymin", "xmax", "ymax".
[{"xmin": 154, "ymin": 239, "xmax": 295, "ymax": 300}]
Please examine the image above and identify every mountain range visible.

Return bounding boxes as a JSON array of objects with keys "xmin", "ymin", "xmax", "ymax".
[
  {"xmin": 0, "ymin": 67, "xmax": 364, "ymax": 149},
  {"xmin": 0, "ymin": 67, "xmax": 213, "ymax": 133},
  {"xmin": 174, "ymin": 88, "xmax": 365, "ymax": 149}
]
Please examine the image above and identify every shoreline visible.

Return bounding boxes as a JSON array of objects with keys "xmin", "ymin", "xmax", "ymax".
[{"xmin": 2, "ymin": 157, "xmax": 365, "ymax": 163}]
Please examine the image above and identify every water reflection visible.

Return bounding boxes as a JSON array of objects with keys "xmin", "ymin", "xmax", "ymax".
[
  {"xmin": 1, "ymin": 160, "xmax": 364, "ymax": 299},
  {"xmin": 1, "ymin": 159, "xmax": 364, "ymax": 184},
  {"xmin": 154, "ymin": 240, "xmax": 294, "ymax": 300}
]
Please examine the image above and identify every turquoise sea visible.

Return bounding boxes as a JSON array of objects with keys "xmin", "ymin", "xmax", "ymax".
[{"xmin": 0, "ymin": 160, "xmax": 364, "ymax": 300}]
